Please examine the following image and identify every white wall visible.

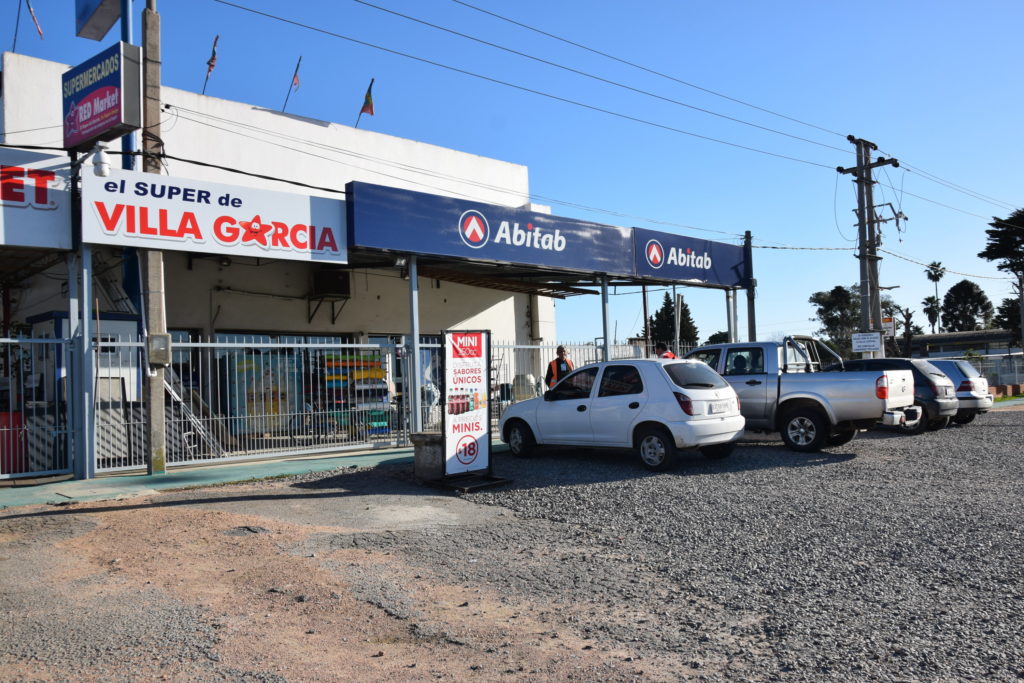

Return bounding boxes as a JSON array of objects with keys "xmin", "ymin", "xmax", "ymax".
[{"xmin": 1, "ymin": 52, "xmax": 556, "ymax": 344}]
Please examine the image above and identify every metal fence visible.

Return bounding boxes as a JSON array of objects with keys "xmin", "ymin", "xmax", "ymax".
[{"xmin": 0, "ymin": 338, "xmax": 73, "ymax": 480}]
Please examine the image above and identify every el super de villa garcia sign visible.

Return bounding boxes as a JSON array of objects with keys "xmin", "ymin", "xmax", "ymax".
[{"xmin": 81, "ymin": 167, "xmax": 347, "ymax": 263}]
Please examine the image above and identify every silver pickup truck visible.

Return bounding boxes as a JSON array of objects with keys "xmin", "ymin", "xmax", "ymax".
[{"xmin": 684, "ymin": 336, "xmax": 920, "ymax": 452}]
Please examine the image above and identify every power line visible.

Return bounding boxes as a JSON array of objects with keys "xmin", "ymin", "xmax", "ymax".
[
  {"xmin": 211, "ymin": 0, "xmax": 836, "ymax": 170},
  {"xmin": 353, "ymin": 0, "xmax": 849, "ymax": 155},
  {"xmin": 451, "ymin": 0, "xmax": 846, "ymax": 139},
  {"xmin": 878, "ymin": 248, "xmax": 1013, "ymax": 281}
]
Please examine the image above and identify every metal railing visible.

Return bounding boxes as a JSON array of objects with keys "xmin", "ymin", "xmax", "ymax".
[{"xmin": 0, "ymin": 338, "xmax": 73, "ymax": 480}]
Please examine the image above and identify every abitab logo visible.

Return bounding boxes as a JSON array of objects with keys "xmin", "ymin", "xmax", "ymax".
[
  {"xmin": 645, "ymin": 239, "xmax": 665, "ymax": 269},
  {"xmin": 458, "ymin": 210, "xmax": 490, "ymax": 249}
]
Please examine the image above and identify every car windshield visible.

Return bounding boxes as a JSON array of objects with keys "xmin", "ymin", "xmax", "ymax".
[{"xmin": 665, "ymin": 362, "xmax": 729, "ymax": 389}]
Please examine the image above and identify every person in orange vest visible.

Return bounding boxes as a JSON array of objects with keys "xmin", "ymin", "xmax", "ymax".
[
  {"xmin": 545, "ymin": 345, "xmax": 574, "ymax": 388},
  {"xmin": 655, "ymin": 342, "xmax": 677, "ymax": 359}
]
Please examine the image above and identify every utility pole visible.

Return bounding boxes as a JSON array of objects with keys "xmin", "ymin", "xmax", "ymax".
[
  {"xmin": 743, "ymin": 230, "xmax": 757, "ymax": 341},
  {"xmin": 142, "ymin": 0, "xmax": 167, "ymax": 474},
  {"xmin": 837, "ymin": 136, "xmax": 898, "ymax": 351}
]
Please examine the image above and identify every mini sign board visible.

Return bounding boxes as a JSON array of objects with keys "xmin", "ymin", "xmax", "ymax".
[
  {"xmin": 852, "ymin": 331, "xmax": 883, "ymax": 353},
  {"xmin": 81, "ymin": 167, "xmax": 347, "ymax": 263},
  {"xmin": 0, "ymin": 149, "xmax": 72, "ymax": 250},
  {"xmin": 62, "ymin": 42, "xmax": 142, "ymax": 151},
  {"xmin": 882, "ymin": 316, "xmax": 896, "ymax": 338},
  {"xmin": 443, "ymin": 330, "xmax": 491, "ymax": 476}
]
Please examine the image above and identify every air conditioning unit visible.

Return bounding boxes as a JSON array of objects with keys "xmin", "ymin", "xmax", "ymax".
[{"xmin": 311, "ymin": 269, "xmax": 351, "ymax": 299}]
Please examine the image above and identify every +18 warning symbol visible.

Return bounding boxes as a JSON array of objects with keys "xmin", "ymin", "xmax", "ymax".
[{"xmin": 455, "ymin": 435, "xmax": 478, "ymax": 465}]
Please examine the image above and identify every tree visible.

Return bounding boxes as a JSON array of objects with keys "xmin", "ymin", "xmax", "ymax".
[
  {"xmin": 978, "ymin": 209, "xmax": 1024, "ymax": 346},
  {"xmin": 646, "ymin": 292, "xmax": 698, "ymax": 349},
  {"xmin": 994, "ymin": 297, "xmax": 1022, "ymax": 345},
  {"xmin": 809, "ymin": 285, "xmax": 859, "ymax": 356},
  {"xmin": 921, "ymin": 295, "xmax": 941, "ymax": 334},
  {"xmin": 892, "ymin": 305, "xmax": 922, "ymax": 356},
  {"xmin": 925, "ymin": 261, "xmax": 945, "ymax": 304},
  {"xmin": 941, "ymin": 280, "xmax": 993, "ymax": 332},
  {"xmin": 704, "ymin": 330, "xmax": 730, "ymax": 345}
]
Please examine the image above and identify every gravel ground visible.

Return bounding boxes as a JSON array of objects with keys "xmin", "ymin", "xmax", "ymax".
[{"xmin": 1, "ymin": 409, "xmax": 1022, "ymax": 681}]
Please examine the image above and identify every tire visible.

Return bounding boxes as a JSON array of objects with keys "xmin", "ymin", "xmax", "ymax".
[
  {"xmin": 897, "ymin": 403, "xmax": 928, "ymax": 436},
  {"xmin": 927, "ymin": 416, "xmax": 952, "ymax": 431},
  {"xmin": 953, "ymin": 413, "xmax": 976, "ymax": 425},
  {"xmin": 700, "ymin": 442, "xmax": 735, "ymax": 460},
  {"xmin": 635, "ymin": 426, "xmax": 678, "ymax": 471},
  {"xmin": 825, "ymin": 428, "xmax": 858, "ymax": 448},
  {"xmin": 505, "ymin": 420, "xmax": 535, "ymax": 458},
  {"xmin": 779, "ymin": 408, "xmax": 828, "ymax": 453}
]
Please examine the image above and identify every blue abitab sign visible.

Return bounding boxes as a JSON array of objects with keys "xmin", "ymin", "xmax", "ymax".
[
  {"xmin": 633, "ymin": 227, "xmax": 745, "ymax": 288},
  {"xmin": 347, "ymin": 182, "xmax": 635, "ymax": 276}
]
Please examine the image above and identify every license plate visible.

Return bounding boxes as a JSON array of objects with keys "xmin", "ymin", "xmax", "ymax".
[{"xmin": 709, "ymin": 400, "xmax": 731, "ymax": 414}]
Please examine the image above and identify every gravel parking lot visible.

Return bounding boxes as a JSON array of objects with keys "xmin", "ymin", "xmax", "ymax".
[{"xmin": 1, "ymin": 409, "xmax": 1022, "ymax": 681}]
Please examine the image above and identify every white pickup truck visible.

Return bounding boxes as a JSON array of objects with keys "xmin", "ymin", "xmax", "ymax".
[{"xmin": 684, "ymin": 336, "xmax": 920, "ymax": 451}]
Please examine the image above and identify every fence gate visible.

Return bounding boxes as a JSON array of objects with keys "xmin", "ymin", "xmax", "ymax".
[{"xmin": 0, "ymin": 338, "xmax": 73, "ymax": 480}]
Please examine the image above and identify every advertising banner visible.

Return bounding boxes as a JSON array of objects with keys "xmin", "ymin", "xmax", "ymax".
[
  {"xmin": 81, "ymin": 167, "xmax": 347, "ymax": 263},
  {"xmin": 62, "ymin": 42, "xmax": 142, "ymax": 151},
  {"xmin": 443, "ymin": 330, "xmax": 491, "ymax": 476},
  {"xmin": 633, "ymin": 227, "xmax": 746, "ymax": 287},
  {"xmin": 348, "ymin": 182, "xmax": 635, "ymax": 276},
  {"xmin": 0, "ymin": 149, "xmax": 72, "ymax": 250}
]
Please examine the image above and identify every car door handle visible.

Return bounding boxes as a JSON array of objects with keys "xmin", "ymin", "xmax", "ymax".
[
  {"xmin": 576, "ymin": 405, "xmax": 587, "ymax": 412},
  {"xmin": 629, "ymin": 402, "xmax": 640, "ymax": 409},
  {"xmin": 745, "ymin": 380, "xmax": 762, "ymax": 385}
]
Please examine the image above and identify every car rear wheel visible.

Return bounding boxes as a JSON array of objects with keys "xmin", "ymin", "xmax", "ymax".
[
  {"xmin": 826, "ymin": 428, "xmax": 858, "ymax": 448},
  {"xmin": 780, "ymin": 408, "xmax": 828, "ymax": 452},
  {"xmin": 700, "ymin": 442, "xmax": 735, "ymax": 460},
  {"xmin": 897, "ymin": 403, "xmax": 928, "ymax": 436},
  {"xmin": 635, "ymin": 426, "xmax": 677, "ymax": 471},
  {"xmin": 506, "ymin": 420, "xmax": 535, "ymax": 458},
  {"xmin": 927, "ymin": 416, "xmax": 952, "ymax": 431},
  {"xmin": 953, "ymin": 413, "xmax": 976, "ymax": 425}
]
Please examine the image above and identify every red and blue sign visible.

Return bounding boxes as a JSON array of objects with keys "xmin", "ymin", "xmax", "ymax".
[
  {"xmin": 633, "ymin": 227, "xmax": 745, "ymax": 287},
  {"xmin": 62, "ymin": 42, "xmax": 142, "ymax": 151},
  {"xmin": 347, "ymin": 182, "xmax": 635, "ymax": 276}
]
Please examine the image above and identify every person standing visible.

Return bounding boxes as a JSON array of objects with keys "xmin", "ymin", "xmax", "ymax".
[
  {"xmin": 545, "ymin": 345, "xmax": 574, "ymax": 388},
  {"xmin": 655, "ymin": 342, "xmax": 676, "ymax": 359}
]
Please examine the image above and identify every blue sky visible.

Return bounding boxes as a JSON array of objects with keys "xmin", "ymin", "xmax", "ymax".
[{"xmin": 8, "ymin": 0, "xmax": 1021, "ymax": 343}]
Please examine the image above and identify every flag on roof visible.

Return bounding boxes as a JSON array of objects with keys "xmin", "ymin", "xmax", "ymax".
[
  {"xmin": 290, "ymin": 56, "xmax": 302, "ymax": 91},
  {"xmin": 25, "ymin": 0, "xmax": 43, "ymax": 39},
  {"xmin": 360, "ymin": 79, "xmax": 375, "ymax": 116},
  {"xmin": 206, "ymin": 35, "xmax": 219, "ymax": 77}
]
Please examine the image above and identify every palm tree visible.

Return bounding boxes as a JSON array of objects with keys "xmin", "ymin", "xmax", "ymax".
[
  {"xmin": 922, "ymin": 295, "xmax": 941, "ymax": 334},
  {"xmin": 925, "ymin": 261, "xmax": 945, "ymax": 302}
]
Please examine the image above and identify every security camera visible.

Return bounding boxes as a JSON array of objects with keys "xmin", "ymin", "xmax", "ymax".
[{"xmin": 91, "ymin": 142, "xmax": 110, "ymax": 177}]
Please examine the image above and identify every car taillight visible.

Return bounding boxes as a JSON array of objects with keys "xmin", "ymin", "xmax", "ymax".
[
  {"xmin": 673, "ymin": 392, "xmax": 694, "ymax": 416},
  {"xmin": 735, "ymin": 396, "xmax": 741, "ymax": 410},
  {"xmin": 875, "ymin": 375, "xmax": 888, "ymax": 400},
  {"xmin": 957, "ymin": 379, "xmax": 975, "ymax": 392}
]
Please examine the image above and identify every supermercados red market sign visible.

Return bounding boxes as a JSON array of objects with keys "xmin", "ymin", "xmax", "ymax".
[
  {"xmin": 82, "ymin": 168, "xmax": 346, "ymax": 262},
  {"xmin": 444, "ymin": 330, "xmax": 491, "ymax": 476}
]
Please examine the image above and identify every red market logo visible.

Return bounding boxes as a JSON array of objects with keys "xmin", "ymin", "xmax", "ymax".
[
  {"xmin": 1, "ymin": 165, "xmax": 58, "ymax": 209},
  {"xmin": 93, "ymin": 202, "xmax": 341, "ymax": 253},
  {"xmin": 451, "ymin": 333, "xmax": 483, "ymax": 358}
]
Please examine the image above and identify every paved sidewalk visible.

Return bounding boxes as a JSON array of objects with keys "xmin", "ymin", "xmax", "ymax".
[{"xmin": 0, "ymin": 448, "xmax": 417, "ymax": 510}]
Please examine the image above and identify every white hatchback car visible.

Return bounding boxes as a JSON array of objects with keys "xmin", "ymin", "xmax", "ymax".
[{"xmin": 499, "ymin": 359, "xmax": 745, "ymax": 471}]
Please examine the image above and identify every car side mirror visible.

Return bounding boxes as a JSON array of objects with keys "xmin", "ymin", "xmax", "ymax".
[{"xmin": 543, "ymin": 390, "xmax": 554, "ymax": 401}]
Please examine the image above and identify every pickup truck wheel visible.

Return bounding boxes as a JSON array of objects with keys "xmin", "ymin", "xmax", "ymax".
[
  {"xmin": 780, "ymin": 409, "xmax": 828, "ymax": 452},
  {"xmin": 506, "ymin": 420, "xmax": 535, "ymax": 458},
  {"xmin": 953, "ymin": 413, "xmax": 976, "ymax": 425},
  {"xmin": 826, "ymin": 428, "xmax": 858, "ymax": 448},
  {"xmin": 636, "ymin": 427, "xmax": 677, "ymax": 471},
  {"xmin": 927, "ymin": 416, "xmax": 952, "ymax": 431},
  {"xmin": 700, "ymin": 442, "xmax": 735, "ymax": 460}
]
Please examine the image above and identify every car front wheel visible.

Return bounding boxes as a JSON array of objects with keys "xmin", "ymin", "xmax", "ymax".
[
  {"xmin": 953, "ymin": 413, "xmax": 976, "ymax": 425},
  {"xmin": 635, "ymin": 426, "xmax": 677, "ymax": 471}
]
